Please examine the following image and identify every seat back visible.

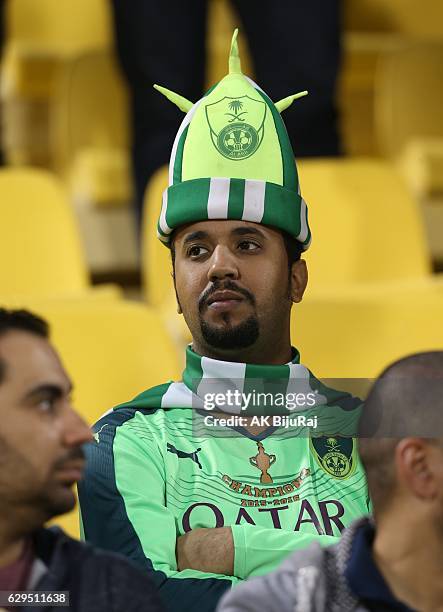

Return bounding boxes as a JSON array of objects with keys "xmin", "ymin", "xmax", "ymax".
[
  {"xmin": 0, "ymin": 169, "xmax": 89, "ymax": 297},
  {"xmin": 344, "ymin": 0, "xmax": 443, "ymax": 38},
  {"xmin": 6, "ymin": 0, "xmax": 111, "ymax": 55},
  {"xmin": 299, "ymin": 159, "xmax": 431, "ymax": 287},
  {"xmin": 375, "ymin": 42, "xmax": 443, "ymax": 158},
  {"xmin": 51, "ymin": 50, "xmax": 130, "ymax": 178},
  {"xmin": 292, "ymin": 285, "xmax": 443, "ymax": 378},
  {"xmin": 142, "ymin": 166, "xmax": 174, "ymax": 307}
]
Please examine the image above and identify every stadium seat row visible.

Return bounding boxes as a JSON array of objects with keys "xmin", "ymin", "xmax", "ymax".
[{"xmin": 2, "ymin": 1, "xmax": 443, "ymax": 273}]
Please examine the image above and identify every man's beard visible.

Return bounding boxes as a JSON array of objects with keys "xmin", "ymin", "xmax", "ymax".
[
  {"xmin": 197, "ymin": 280, "xmax": 259, "ymax": 350},
  {"xmin": 200, "ymin": 314, "xmax": 259, "ymax": 349},
  {"xmin": 31, "ymin": 486, "xmax": 76, "ymax": 521}
]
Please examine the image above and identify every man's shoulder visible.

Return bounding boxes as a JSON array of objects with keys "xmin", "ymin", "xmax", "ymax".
[
  {"xmin": 116, "ymin": 381, "xmax": 174, "ymax": 412},
  {"xmin": 92, "ymin": 381, "xmax": 174, "ymax": 431},
  {"xmin": 34, "ymin": 526, "xmax": 138, "ymax": 570},
  {"xmin": 96, "ymin": 379, "xmax": 196, "ymax": 422},
  {"xmin": 308, "ymin": 371, "xmax": 363, "ymax": 412},
  {"xmin": 219, "ymin": 542, "xmax": 332, "ymax": 612},
  {"xmin": 89, "ymin": 380, "xmax": 198, "ymax": 449},
  {"xmin": 34, "ymin": 528, "xmax": 163, "ymax": 611}
]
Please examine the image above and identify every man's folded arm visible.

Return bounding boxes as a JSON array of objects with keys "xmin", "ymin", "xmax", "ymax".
[
  {"xmin": 177, "ymin": 523, "xmax": 338, "ymax": 579},
  {"xmin": 77, "ymin": 410, "xmax": 238, "ymax": 612},
  {"xmin": 230, "ymin": 523, "xmax": 338, "ymax": 578}
]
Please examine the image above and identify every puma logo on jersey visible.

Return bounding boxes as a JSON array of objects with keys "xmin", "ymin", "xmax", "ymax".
[
  {"xmin": 167, "ymin": 443, "xmax": 202, "ymax": 469},
  {"xmin": 93, "ymin": 424, "xmax": 109, "ymax": 444}
]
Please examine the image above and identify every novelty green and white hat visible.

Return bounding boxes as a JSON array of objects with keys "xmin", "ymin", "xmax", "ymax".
[{"xmin": 155, "ymin": 29, "xmax": 311, "ymax": 250}]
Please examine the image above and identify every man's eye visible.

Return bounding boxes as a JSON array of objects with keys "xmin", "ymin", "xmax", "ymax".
[
  {"xmin": 188, "ymin": 245, "xmax": 209, "ymax": 258},
  {"xmin": 37, "ymin": 398, "xmax": 55, "ymax": 413},
  {"xmin": 238, "ymin": 240, "xmax": 260, "ymax": 251}
]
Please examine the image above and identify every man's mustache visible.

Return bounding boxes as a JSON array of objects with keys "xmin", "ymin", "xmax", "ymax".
[
  {"xmin": 53, "ymin": 447, "xmax": 85, "ymax": 471},
  {"xmin": 199, "ymin": 280, "xmax": 256, "ymax": 313}
]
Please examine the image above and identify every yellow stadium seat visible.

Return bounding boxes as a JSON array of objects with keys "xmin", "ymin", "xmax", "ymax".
[
  {"xmin": 51, "ymin": 51, "xmax": 130, "ymax": 185},
  {"xmin": 375, "ymin": 42, "xmax": 443, "ymax": 159},
  {"xmin": 0, "ymin": 288, "xmax": 125, "ymax": 310},
  {"xmin": 396, "ymin": 139, "xmax": 443, "ymax": 263},
  {"xmin": 339, "ymin": 32, "xmax": 403, "ymax": 156},
  {"xmin": 15, "ymin": 299, "xmax": 182, "ymax": 537},
  {"xmin": 292, "ymin": 283, "xmax": 443, "ymax": 378},
  {"xmin": 0, "ymin": 168, "xmax": 121, "ymax": 299},
  {"xmin": 2, "ymin": 0, "xmax": 111, "ymax": 98},
  {"xmin": 1, "ymin": 0, "xmax": 112, "ymax": 166},
  {"xmin": 344, "ymin": 0, "xmax": 443, "ymax": 39},
  {"xmin": 50, "ymin": 50, "xmax": 136, "ymax": 274},
  {"xmin": 0, "ymin": 168, "xmax": 90, "ymax": 296},
  {"xmin": 299, "ymin": 158, "xmax": 431, "ymax": 288},
  {"xmin": 340, "ymin": 0, "xmax": 443, "ymax": 156},
  {"xmin": 142, "ymin": 166, "xmax": 172, "ymax": 307},
  {"xmin": 374, "ymin": 43, "xmax": 443, "ymax": 263}
]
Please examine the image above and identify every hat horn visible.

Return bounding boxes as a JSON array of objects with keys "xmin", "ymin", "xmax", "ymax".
[
  {"xmin": 229, "ymin": 28, "xmax": 242, "ymax": 75},
  {"xmin": 153, "ymin": 84, "xmax": 194, "ymax": 113},
  {"xmin": 275, "ymin": 90, "xmax": 308, "ymax": 113}
]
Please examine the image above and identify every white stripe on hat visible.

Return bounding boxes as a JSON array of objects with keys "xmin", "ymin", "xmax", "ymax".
[
  {"xmin": 207, "ymin": 178, "xmax": 230, "ymax": 219},
  {"xmin": 157, "ymin": 232, "xmax": 170, "ymax": 243},
  {"xmin": 159, "ymin": 189, "xmax": 172, "ymax": 235},
  {"xmin": 243, "ymin": 180, "xmax": 266, "ymax": 223},
  {"xmin": 296, "ymin": 197, "xmax": 309, "ymax": 244},
  {"xmin": 169, "ymin": 97, "xmax": 204, "ymax": 186}
]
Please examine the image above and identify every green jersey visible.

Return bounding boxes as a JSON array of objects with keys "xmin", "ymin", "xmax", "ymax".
[{"xmin": 79, "ymin": 347, "xmax": 370, "ymax": 612}]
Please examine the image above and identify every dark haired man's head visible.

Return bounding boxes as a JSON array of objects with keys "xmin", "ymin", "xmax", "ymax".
[
  {"xmin": 0, "ymin": 309, "xmax": 49, "ymax": 384},
  {"xmin": 358, "ymin": 352, "xmax": 443, "ymax": 522},
  {"xmin": 0, "ymin": 308, "xmax": 92, "ymax": 534},
  {"xmin": 169, "ymin": 220, "xmax": 307, "ymax": 363}
]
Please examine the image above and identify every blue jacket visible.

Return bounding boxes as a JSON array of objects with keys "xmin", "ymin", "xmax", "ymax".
[{"xmin": 19, "ymin": 527, "xmax": 165, "ymax": 612}]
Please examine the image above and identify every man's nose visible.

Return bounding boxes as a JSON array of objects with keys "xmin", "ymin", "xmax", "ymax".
[
  {"xmin": 207, "ymin": 245, "xmax": 239, "ymax": 282},
  {"xmin": 63, "ymin": 407, "xmax": 94, "ymax": 447}
]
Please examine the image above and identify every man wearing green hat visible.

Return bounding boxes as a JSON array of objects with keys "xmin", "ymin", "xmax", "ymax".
[{"xmin": 79, "ymin": 32, "xmax": 370, "ymax": 612}]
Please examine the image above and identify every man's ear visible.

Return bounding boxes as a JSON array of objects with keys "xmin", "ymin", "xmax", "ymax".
[
  {"xmin": 395, "ymin": 438, "xmax": 440, "ymax": 501},
  {"xmin": 290, "ymin": 259, "xmax": 308, "ymax": 303}
]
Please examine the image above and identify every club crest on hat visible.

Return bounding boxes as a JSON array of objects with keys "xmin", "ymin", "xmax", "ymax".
[{"xmin": 205, "ymin": 96, "xmax": 266, "ymax": 160}]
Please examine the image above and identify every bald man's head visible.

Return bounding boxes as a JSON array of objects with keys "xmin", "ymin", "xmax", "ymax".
[{"xmin": 358, "ymin": 352, "xmax": 443, "ymax": 517}]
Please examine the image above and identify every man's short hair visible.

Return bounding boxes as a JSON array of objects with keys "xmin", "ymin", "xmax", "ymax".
[
  {"xmin": 282, "ymin": 232, "xmax": 303, "ymax": 270},
  {"xmin": 0, "ymin": 308, "xmax": 49, "ymax": 384},
  {"xmin": 170, "ymin": 229, "xmax": 303, "ymax": 275},
  {"xmin": 358, "ymin": 351, "xmax": 443, "ymax": 516}
]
